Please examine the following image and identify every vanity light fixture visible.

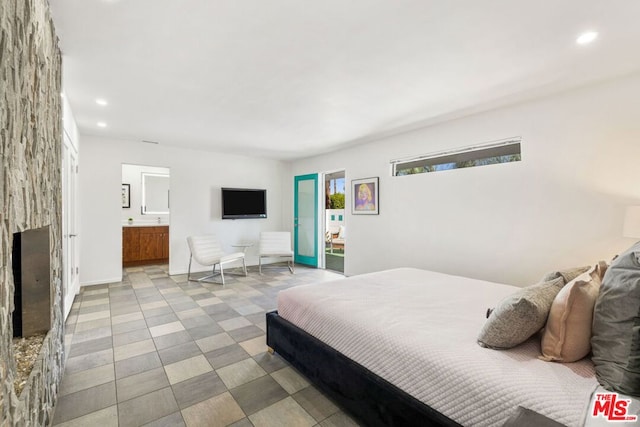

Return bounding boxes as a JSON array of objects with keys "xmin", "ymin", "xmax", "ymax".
[
  {"xmin": 96, "ymin": 98, "xmax": 108, "ymax": 106},
  {"xmin": 97, "ymin": 122, "xmax": 107, "ymax": 128},
  {"xmin": 576, "ymin": 31, "xmax": 598, "ymax": 45}
]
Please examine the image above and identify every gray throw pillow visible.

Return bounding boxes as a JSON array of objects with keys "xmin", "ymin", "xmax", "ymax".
[
  {"xmin": 591, "ymin": 242, "xmax": 640, "ymax": 397},
  {"xmin": 478, "ymin": 277, "xmax": 565, "ymax": 349},
  {"xmin": 541, "ymin": 265, "xmax": 590, "ymax": 285}
]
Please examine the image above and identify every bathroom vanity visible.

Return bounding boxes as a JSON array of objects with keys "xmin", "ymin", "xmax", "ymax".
[{"xmin": 122, "ymin": 225, "xmax": 169, "ymax": 266}]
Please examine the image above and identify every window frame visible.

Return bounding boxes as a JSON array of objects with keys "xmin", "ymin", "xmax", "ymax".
[{"xmin": 391, "ymin": 137, "xmax": 522, "ymax": 177}]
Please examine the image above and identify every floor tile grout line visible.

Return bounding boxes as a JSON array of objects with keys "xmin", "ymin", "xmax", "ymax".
[
  {"xmin": 148, "ymin": 270, "xmax": 192, "ymax": 427},
  {"xmin": 55, "ymin": 264, "xmax": 349, "ymax": 427},
  {"xmin": 130, "ymin": 264, "xmax": 236, "ymax": 426}
]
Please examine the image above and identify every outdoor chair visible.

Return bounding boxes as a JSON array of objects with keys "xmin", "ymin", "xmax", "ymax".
[{"xmin": 329, "ymin": 225, "xmax": 345, "ymax": 253}]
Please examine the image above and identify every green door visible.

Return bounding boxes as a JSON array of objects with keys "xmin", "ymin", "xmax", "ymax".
[{"xmin": 294, "ymin": 174, "xmax": 318, "ymax": 267}]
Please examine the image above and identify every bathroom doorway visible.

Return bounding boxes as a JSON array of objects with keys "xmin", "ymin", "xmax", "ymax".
[{"xmin": 121, "ymin": 164, "xmax": 171, "ymax": 268}]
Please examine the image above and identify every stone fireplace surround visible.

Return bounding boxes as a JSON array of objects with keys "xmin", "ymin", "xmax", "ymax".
[{"xmin": 1, "ymin": 0, "xmax": 65, "ymax": 424}]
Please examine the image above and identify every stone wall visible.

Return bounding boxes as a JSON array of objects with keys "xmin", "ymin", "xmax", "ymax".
[{"xmin": 0, "ymin": 0, "xmax": 64, "ymax": 425}]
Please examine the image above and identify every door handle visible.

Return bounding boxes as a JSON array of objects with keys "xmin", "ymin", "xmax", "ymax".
[{"xmin": 69, "ymin": 234, "xmax": 78, "ymax": 237}]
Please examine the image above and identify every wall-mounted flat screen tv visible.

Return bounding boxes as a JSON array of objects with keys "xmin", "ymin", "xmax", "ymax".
[{"xmin": 221, "ymin": 188, "xmax": 267, "ymax": 219}]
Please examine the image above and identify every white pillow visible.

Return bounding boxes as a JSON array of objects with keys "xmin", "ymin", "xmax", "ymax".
[{"xmin": 338, "ymin": 225, "xmax": 345, "ymax": 239}]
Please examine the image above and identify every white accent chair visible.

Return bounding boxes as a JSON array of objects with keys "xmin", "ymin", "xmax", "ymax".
[
  {"xmin": 187, "ymin": 235, "xmax": 247, "ymax": 285},
  {"xmin": 258, "ymin": 231, "xmax": 294, "ymax": 274}
]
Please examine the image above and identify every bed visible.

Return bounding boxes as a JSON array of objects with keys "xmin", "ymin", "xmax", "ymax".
[{"xmin": 265, "ymin": 267, "xmax": 639, "ymax": 427}]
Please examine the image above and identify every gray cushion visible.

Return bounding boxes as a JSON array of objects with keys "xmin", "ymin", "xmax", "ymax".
[
  {"xmin": 591, "ymin": 242, "xmax": 640, "ymax": 397},
  {"xmin": 541, "ymin": 265, "xmax": 590, "ymax": 285},
  {"xmin": 478, "ymin": 276, "xmax": 565, "ymax": 349}
]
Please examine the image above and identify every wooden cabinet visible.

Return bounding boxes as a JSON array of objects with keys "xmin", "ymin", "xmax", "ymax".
[
  {"xmin": 122, "ymin": 227, "xmax": 141, "ymax": 263},
  {"xmin": 123, "ymin": 226, "xmax": 169, "ymax": 266}
]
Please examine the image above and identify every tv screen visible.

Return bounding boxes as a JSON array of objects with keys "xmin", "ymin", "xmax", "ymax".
[{"xmin": 221, "ymin": 188, "xmax": 267, "ymax": 219}]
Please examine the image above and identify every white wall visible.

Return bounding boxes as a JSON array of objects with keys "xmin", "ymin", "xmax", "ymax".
[
  {"xmin": 326, "ymin": 209, "xmax": 345, "ymax": 234},
  {"xmin": 121, "ymin": 164, "xmax": 170, "ymax": 225},
  {"xmin": 287, "ymin": 73, "xmax": 640, "ymax": 285},
  {"xmin": 62, "ymin": 94, "xmax": 79, "ymax": 150},
  {"xmin": 79, "ymin": 137, "xmax": 287, "ymax": 285}
]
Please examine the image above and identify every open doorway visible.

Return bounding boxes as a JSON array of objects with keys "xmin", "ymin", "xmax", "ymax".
[
  {"xmin": 121, "ymin": 164, "xmax": 171, "ymax": 268},
  {"xmin": 324, "ymin": 171, "xmax": 345, "ymax": 273}
]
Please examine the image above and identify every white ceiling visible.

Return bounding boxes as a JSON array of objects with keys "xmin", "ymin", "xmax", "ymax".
[{"xmin": 50, "ymin": 0, "xmax": 640, "ymax": 160}]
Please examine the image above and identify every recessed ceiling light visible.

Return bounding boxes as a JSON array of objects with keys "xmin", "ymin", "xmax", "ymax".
[
  {"xmin": 96, "ymin": 98, "xmax": 108, "ymax": 106},
  {"xmin": 97, "ymin": 122, "xmax": 107, "ymax": 128},
  {"xmin": 576, "ymin": 31, "xmax": 598, "ymax": 45}
]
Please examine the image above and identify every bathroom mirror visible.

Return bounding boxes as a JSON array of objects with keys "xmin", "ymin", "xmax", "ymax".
[{"xmin": 142, "ymin": 173, "xmax": 170, "ymax": 214}]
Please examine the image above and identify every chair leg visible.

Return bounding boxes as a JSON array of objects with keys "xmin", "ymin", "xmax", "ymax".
[
  {"xmin": 242, "ymin": 258, "xmax": 247, "ymax": 277},
  {"xmin": 187, "ymin": 255, "xmax": 194, "ymax": 281},
  {"xmin": 219, "ymin": 265, "xmax": 225, "ymax": 286},
  {"xmin": 259, "ymin": 257, "xmax": 263, "ymax": 275},
  {"xmin": 289, "ymin": 258, "xmax": 295, "ymax": 274},
  {"xmin": 193, "ymin": 262, "xmax": 224, "ymax": 285}
]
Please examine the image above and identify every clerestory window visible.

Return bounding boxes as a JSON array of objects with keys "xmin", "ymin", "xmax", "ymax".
[{"xmin": 391, "ymin": 137, "xmax": 522, "ymax": 176}]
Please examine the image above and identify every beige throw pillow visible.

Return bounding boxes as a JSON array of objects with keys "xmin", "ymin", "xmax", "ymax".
[{"xmin": 539, "ymin": 262, "xmax": 605, "ymax": 362}]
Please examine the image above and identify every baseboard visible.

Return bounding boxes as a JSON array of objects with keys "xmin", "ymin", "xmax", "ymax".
[{"xmin": 80, "ymin": 277, "xmax": 122, "ymax": 287}]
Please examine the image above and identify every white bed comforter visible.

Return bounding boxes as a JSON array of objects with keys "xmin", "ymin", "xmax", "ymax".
[{"xmin": 278, "ymin": 268, "xmax": 598, "ymax": 427}]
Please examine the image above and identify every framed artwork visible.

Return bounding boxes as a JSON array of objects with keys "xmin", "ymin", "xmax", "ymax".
[
  {"xmin": 122, "ymin": 184, "xmax": 130, "ymax": 208},
  {"xmin": 352, "ymin": 177, "xmax": 379, "ymax": 215}
]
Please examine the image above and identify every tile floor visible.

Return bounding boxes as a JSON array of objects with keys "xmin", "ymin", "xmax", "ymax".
[{"xmin": 52, "ymin": 264, "xmax": 360, "ymax": 427}]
